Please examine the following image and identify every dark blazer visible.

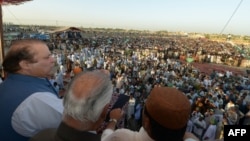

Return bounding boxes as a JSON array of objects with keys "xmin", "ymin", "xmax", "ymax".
[{"xmin": 29, "ymin": 122, "xmax": 101, "ymax": 141}]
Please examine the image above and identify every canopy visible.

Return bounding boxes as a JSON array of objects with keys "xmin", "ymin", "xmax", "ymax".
[
  {"xmin": 50, "ymin": 27, "xmax": 82, "ymax": 34},
  {"xmin": 0, "ymin": 0, "xmax": 32, "ymax": 5}
]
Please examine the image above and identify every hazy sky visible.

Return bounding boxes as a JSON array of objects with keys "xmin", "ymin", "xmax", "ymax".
[{"xmin": 2, "ymin": 0, "xmax": 250, "ymax": 36}]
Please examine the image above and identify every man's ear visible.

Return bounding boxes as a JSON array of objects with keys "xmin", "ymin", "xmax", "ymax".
[
  {"xmin": 100, "ymin": 104, "xmax": 110, "ymax": 120},
  {"xmin": 19, "ymin": 60, "xmax": 30, "ymax": 70},
  {"xmin": 93, "ymin": 104, "xmax": 109, "ymax": 130}
]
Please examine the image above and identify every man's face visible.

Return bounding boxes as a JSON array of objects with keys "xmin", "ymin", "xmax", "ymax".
[{"xmin": 27, "ymin": 43, "xmax": 55, "ymax": 77}]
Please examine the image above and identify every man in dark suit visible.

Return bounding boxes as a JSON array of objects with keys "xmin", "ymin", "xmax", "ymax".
[{"xmin": 30, "ymin": 70, "xmax": 122, "ymax": 141}]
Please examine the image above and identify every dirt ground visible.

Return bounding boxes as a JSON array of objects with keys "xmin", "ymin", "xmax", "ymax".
[{"xmin": 190, "ymin": 62, "xmax": 247, "ymax": 76}]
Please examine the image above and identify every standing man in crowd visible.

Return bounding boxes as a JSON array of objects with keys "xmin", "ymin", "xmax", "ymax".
[
  {"xmin": 0, "ymin": 39, "xmax": 63, "ymax": 141},
  {"xmin": 30, "ymin": 70, "xmax": 122, "ymax": 141},
  {"xmin": 102, "ymin": 87, "xmax": 200, "ymax": 141}
]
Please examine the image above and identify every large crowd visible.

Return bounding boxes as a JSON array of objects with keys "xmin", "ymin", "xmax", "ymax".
[
  {"xmin": 1, "ymin": 26, "xmax": 250, "ymax": 141},
  {"xmin": 44, "ymin": 29, "xmax": 250, "ymax": 140}
]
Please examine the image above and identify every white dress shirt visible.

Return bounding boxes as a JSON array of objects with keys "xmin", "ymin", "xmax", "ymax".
[
  {"xmin": 102, "ymin": 127, "xmax": 154, "ymax": 141},
  {"xmin": 11, "ymin": 92, "xmax": 63, "ymax": 137},
  {"xmin": 102, "ymin": 127, "xmax": 199, "ymax": 141}
]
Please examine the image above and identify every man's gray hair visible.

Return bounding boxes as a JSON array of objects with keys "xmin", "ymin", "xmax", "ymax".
[{"xmin": 63, "ymin": 70, "xmax": 113, "ymax": 123}]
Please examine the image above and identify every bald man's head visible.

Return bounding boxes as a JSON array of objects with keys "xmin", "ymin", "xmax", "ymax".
[{"xmin": 63, "ymin": 70, "xmax": 113, "ymax": 122}]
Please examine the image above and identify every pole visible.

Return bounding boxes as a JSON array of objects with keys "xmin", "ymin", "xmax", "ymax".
[{"xmin": 0, "ymin": 5, "xmax": 5, "ymax": 77}]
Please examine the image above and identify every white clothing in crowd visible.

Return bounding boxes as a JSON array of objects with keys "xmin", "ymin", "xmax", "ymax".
[
  {"xmin": 55, "ymin": 71, "xmax": 64, "ymax": 89},
  {"xmin": 202, "ymin": 124, "xmax": 217, "ymax": 140},
  {"xmin": 127, "ymin": 97, "xmax": 135, "ymax": 119},
  {"xmin": 193, "ymin": 117, "xmax": 206, "ymax": 139}
]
